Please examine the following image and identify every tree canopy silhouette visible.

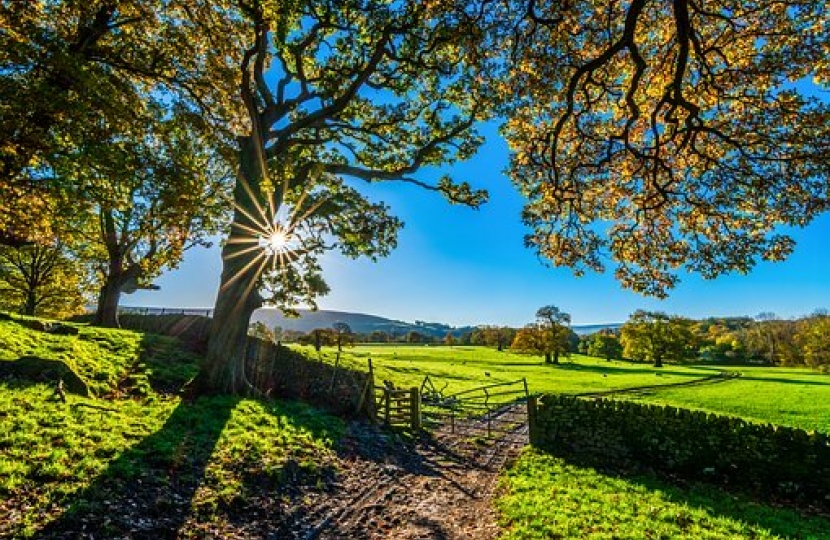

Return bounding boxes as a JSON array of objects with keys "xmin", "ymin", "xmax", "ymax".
[{"xmin": 503, "ymin": 0, "xmax": 829, "ymax": 297}]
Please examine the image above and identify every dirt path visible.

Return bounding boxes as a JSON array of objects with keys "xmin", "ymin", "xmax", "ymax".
[{"xmin": 288, "ymin": 403, "xmax": 529, "ymax": 540}]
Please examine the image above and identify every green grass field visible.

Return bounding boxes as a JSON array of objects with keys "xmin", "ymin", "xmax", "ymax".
[
  {"xmin": 328, "ymin": 344, "xmax": 713, "ymax": 393},
  {"xmin": 622, "ymin": 366, "xmax": 830, "ymax": 435},
  {"xmin": 0, "ymin": 316, "xmax": 342, "ymax": 538},
  {"xmin": 321, "ymin": 344, "xmax": 830, "ymax": 434},
  {"xmin": 334, "ymin": 344, "xmax": 830, "ymax": 539},
  {"xmin": 497, "ymin": 449, "xmax": 830, "ymax": 540},
  {"xmin": 4, "ymin": 318, "xmax": 828, "ymax": 539}
]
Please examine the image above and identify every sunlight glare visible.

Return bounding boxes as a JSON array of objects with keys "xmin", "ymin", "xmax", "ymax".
[{"xmin": 259, "ymin": 228, "xmax": 294, "ymax": 255}]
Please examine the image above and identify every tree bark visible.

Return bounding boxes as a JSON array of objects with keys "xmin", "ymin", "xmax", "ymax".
[
  {"xmin": 653, "ymin": 357, "xmax": 663, "ymax": 368},
  {"xmin": 24, "ymin": 292, "xmax": 36, "ymax": 316},
  {"xmin": 94, "ymin": 272, "xmax": 122, "ymax": 328},
  {"xmin": 544, "ymin": 352, "xmax": 552, "ymax": 364},
  {"xmin": 199, "ymin": 136, "xmax": 266, "ymax": 394}
]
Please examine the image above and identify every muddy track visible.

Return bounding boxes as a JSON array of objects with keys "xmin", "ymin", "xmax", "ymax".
[{"xmin": 304, "ymin": 403, "xmax": 529, "ymax": 540}]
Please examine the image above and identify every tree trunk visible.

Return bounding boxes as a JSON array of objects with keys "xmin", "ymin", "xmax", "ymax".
[
  {"xmin": 199, "ymin": 135, "xmax": 266, "ymax": 395},
  {"xmin": 24, "ymin": 292, "xmax": 36, "ymax": 316},
  {"xmin": 553, "ymin": 350, "xmax": 560, "ymax": 364},
  {"xmin": 544, "ymin": 352, "xmax": 552, "ymax": 364},
  {"xmin": 94, "ymin": 272, "xmax": 122, "ymax": 328},
  {"xmin": 653, "ymin": 357, "xmax": 663, "ymax": 368}
]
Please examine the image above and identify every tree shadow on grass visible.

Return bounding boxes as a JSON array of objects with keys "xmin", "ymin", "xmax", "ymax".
[
  {"xmin": 149, "ymin": 398, "xmax": 349, "ymax": 539},
  {"xmin": 34, "ymin": 395, "xmax": 239, "ymax": 540},
  {"xmin": 632, "ymin": 472, "xmax": 830, "ymax": 538},
  {"xmin": 556, "ymin": 361, "xmax": 706, "ymax": 379}
]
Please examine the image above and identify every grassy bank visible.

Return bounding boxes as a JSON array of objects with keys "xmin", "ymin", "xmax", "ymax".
[{"xmin": 0, "ymin": 315, "xmax": 342, "ymax": 538}]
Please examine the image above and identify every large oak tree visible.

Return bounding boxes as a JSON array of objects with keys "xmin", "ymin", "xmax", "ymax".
[
  {"xmin": 503, "ymin": 0, "xmax": 829, "ymax": 297},
  {"xmin": 199, "ymin": 0, "xmax": 497, "ymax": 393}
]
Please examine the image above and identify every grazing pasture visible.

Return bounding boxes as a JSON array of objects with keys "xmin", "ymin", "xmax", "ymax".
[
  {"xmin": 331, "ymin": 344, "xmax": 712, "ymax": 393},
  {"xmin": 4, "ymin": 317, "xmax": 828, "ymax": 539},
  {"xmin": 323, "ymin": 344, "xmax": 830, "ymax": 434},
  {"xmin": 622, "ymin": 366, "xmax": 830, "ymax": 435}
]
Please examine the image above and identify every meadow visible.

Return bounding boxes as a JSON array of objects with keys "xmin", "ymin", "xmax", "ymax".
[
  {"xmin": 497, "ymin": 450, "xmax": 830, "ymax": 540},
  {"xmin": 3, "ymin": 317, "xmax": 829, "ymax": 539},
  {"xmin": 320, "ymin": 344, "xmax": 830, "ymax": 434},
  {"xmin": 327, "ymin": 343, "xmax": 830, "ymax": 539}
]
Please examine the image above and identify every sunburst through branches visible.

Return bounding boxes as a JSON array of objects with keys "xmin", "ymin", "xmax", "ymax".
[{"xmin": 219, "ymin": 175, "xmax": 320, "ymax": 298}]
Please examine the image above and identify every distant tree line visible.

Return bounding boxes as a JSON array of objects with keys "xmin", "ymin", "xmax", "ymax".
[
  {"xmin": 248, "ymin": 321, "xmax": 524, "ymax": 349},
  {"xmin": 248, "ymin": 307, "xmax": 830, "ymax": 373},
  {"xmin": 576, "ymin": 310, "xmax": 830, "ymax": 372}
]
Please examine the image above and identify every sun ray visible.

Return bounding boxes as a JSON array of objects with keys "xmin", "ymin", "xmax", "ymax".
[
  {"xmin": 228, "ymin": 222, "xmax": 273, "ymax": 240},
  {"xmin": 289, "ymin": 197, "xmax": 328, "ymax": 230},
  {"xmin": 232, "ymin": 198, "xmax": 272, "ymax": 234},
  {"xmin": 234, "ymin": 170, "xmax": 271, "ymax": 230},
  {"xmin": 219, "ymin": 250, "xmax": 269, "ymax": 291},
  {"xmin": 238, "ymin": 255, "xmax": 270, "ymax": 306},
  {"xmin": 225, "ymin": 244, "xmax": 268, "ymax": 261}
]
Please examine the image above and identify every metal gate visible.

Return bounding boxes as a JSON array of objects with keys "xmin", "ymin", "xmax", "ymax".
[{"xmin": 419, "ymin": 376, "xmax": 530, "ymax": 444}]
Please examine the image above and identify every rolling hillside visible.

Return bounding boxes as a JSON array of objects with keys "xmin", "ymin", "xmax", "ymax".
[
  {"xmin": 250, "ymin": 308, "xmax": 475, "ymax": 338},
  {"xmin": 250, "ymin": 308, "xmax": 620, "ymax": 337}
]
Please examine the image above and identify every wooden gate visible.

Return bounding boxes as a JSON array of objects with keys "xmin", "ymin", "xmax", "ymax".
[{"xmin": 375, "ymin": 385, "xmax": 421, "ymax": 431}]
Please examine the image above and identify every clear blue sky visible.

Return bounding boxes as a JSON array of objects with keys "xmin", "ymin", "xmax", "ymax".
[{"xmin": 129, "ymin": 121, "xmax": 830, "ymax": 327}]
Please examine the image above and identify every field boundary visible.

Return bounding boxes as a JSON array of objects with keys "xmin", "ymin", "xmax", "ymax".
[{"xmin": 529, "ymin": 394, "xmax": 830, "ymax": 511}]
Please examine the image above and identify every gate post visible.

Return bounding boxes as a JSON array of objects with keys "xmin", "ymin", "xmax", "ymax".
[
  {"xmin": 409, "ymin": 387, "xmax": 421, "ymax": 431},
  {"xmin": 384, "ymin": 389, "xmax": 391, "ymax": 425},
  {"xmin": 527, "ymin": 396, "xmax": 538, "ymax": 447}
]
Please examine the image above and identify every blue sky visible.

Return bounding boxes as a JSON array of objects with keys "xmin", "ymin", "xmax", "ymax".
[{"xmin": 129, "ymin": 121, "xmax": 830, "ymax": 327}]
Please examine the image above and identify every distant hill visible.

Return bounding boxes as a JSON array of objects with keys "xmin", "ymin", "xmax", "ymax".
[
  {"xmin": 250, "ymin": 308, "xmax": 620, "ymax": 338},
  {"xmin": 250, "ymin": 308, "xmax": 476, "ymax": 338},
  {"xmin": 571, "ymin": 323, "xmax": 623, "ymax": 335}
]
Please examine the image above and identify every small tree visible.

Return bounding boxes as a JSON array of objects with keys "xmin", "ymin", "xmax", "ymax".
[
  {"xmin": 621, "ymin": 311, "xmax": 696, "ymax": 367},
  {"xmin": 797, "ymin": 315, "xmax": 830, "ymax": 371},
  {"xmin": 368, "ymin": 330, "xmax": 389, "ymax": 343},
  {"xmin": 510, "ymin": 323, "xmax": 549, "ymax": 361},
  {"xmin": 248, "ymin": 322, "xmax": 276, "ymax": 343},
  {"xmin": 406, "ymin": 331, "xmax": 426, "ymax": 344},
  {"xmin": 0, "ymin": 241, "xmax": 89, "ymax": 318},
  {"xmin": 332, "ymin": 322, "xmax": 353, "ymax": 353},
  {"xmin": 587, "ymin": 331, "xmax": 623, "ymax": 362},
  {"xmin": 299, "ymin": 328, "xmax": 335, "ymax": 352},
  {"xmin": 511, "ymin": 307, "xmax": 572, "ymax": 365},
  {"xmin": 535, "ymin": 305, "xmax": 572, "ymax": 364}
]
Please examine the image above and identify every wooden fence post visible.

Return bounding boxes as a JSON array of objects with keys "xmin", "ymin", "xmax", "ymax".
[
  {"xmin": 384, "ymin": 389, "xmax": 391, "ymax": 425},
  {"xmin": 409, "ymin": 387, "xmax": 421, "ymax": 431}
]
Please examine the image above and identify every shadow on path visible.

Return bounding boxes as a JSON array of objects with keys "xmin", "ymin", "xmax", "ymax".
[{"xmin": 35, "ymin": 396, "xmax": 238, "ymax": 539}]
